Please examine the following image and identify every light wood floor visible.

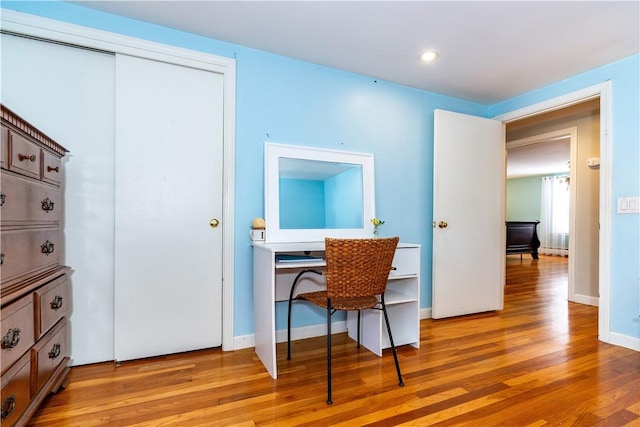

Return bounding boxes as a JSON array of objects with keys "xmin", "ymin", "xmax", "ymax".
[{"xmin": 29, "ymin": 255, "xmax": 640, "ymax": 426}]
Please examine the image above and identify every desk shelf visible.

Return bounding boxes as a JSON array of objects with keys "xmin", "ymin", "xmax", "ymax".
[{"xmin": 347, "ymin": 246, "xmax": 420, "ymax": 356}]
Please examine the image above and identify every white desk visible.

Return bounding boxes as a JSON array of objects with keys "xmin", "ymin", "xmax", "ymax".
[{"xmin": 252, "ymin": 241, "xmax": 420, "ymax": 379}]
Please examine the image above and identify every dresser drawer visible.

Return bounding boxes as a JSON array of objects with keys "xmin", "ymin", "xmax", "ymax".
[
  {"xmin": 0, "ymin": 171, "xmax": 61, "ymax": 224},
  {"xmin": 32, "ymin": 319, "xmax": 69, "ymax": 393},
  {"xmin": 8, "ymin": 130, "xmax": 40, "ymax": 180},
  {"xmin": 1, "ymin": 294, "xmax": 35, "ymax": 375},
  {"xmin": 41, "ymin": 150, "xmax": 62, "ymax": 186},
  {"xmin": 1, "ymin": 124, "xmax": 7, "ymax": 169},
  {"xmin": 0, "ymin": 351, "xmax": 31, "ymax": 426},
  {"xmin": 34, "ymin": 275, "xmax": 69, "ymax": 338},
  {"xmin": 0, "ymin": 228, "xmax": 60, "ymax": 288}
]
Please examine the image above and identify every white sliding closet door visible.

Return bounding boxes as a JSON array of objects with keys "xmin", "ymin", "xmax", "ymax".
[
  {"xmin": 114, "ymin": 54, "xmax": 224, "ymax": 361},
  {"xmin": 1, "ymin": 33, "xmax": 116, "ymax": 365}
]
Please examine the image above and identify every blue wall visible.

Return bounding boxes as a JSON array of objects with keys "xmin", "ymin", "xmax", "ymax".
[{"xmin": 5, "ymin": 2, "xmax": 638, "ymax": 341}]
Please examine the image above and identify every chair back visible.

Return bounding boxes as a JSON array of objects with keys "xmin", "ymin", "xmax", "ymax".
[{"xmin": 324, "ymin": 237, "xmax": 399, "ymax": 299}]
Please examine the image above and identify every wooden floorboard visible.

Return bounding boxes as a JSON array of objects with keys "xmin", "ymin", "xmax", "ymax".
[{"xmin": 28, "ymin": 255, "xmax": 640, "ymax": 426}]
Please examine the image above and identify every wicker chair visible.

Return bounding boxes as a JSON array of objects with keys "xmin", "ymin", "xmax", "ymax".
[{"xmin": 286, "ymin": 236, "xmax": 404, "ymax": 404}]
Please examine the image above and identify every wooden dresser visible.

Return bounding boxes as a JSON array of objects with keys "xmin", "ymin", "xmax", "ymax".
[{"xmin": 1, "ymin": 105, "xmax": 71, "ymax": 426}]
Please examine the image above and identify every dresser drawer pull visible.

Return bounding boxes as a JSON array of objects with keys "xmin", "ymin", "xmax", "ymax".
[
  {"xmin": 18, "ymin": 153, "xmax": 36, "ymax": 162},
  {"xmin": 48, "ymin": 343, "xmax": 62, "ymax": 359},
  {"xmin": 47, "ymin": 165, "xmax": 60, "ymax": 173},
  {"xmin": 0, "ymin": 192, "xmax": 5, "ymax": 206},
  {"xmin": 1, "ymin": 328, "xmax": 21, "ymax": 350},
  {"xmin": 41, "ymin": 240, "xmax": 55, "ymax": 255},
  {"xmin": 1, "ymin": 395, "xmax": 16, "ymax": 420},
  {"xmin": 41, "ymin": 197, "xmax": 55, "ymax": 212},
  {"xmin": 0, "ymin": 253, "xmax": 4, "ymax": 267},
  {"xmin": 51, "ymin": 295, "xmax": 64, "ymax": 310}
]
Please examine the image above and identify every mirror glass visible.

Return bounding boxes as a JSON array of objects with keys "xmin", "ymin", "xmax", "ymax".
[
  {"xmin": 279, "ymin": 158, "xmax": 363, "ymax": 229},
  {"xmin": 265, "ymin": 143, "xmax": 375, "ymax": 243}
]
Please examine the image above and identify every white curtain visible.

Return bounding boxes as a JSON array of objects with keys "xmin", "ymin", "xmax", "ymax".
[{"xmin": 539, "ymin": 176, "xmax": 570, "ymax": 256}]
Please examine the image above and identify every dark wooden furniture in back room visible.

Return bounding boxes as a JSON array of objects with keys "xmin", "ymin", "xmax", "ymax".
[
  {"xmin": 506, "ymin": 220, "xmax": 541, "ymax": 260},
  {"xmin": 1, "ymin": 105, "xmax": 71, "ymax": 427}
]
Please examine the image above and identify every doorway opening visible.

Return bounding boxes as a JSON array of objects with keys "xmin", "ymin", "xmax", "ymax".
[{"xmin": 505, "ymin": 98, "xmax": 600, "ymax": 307}]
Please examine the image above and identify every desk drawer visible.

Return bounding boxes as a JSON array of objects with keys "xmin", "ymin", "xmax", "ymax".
[
  {"xmin": 0, "ymin": 171, "xmax": 61, "ymax": 224},
  {"xmin": 1, "ymin": 294, "xmax": 35, "ymax": 375},
  {"xmin": 8, "ymin": 131, "xmax": 40, "ymax": 180},
  {"xmin": 32, "ymin": 319, "xmax": 68, "ymax": 392},
  {"xmin": 0, "ymin": 351, "xmax": 31, "ymax": 426},
  {"xmin": 35, "ymin": 275, "xmax": 69, "ymax": 338},
  {"xmin": 389, "ymin": 246, "xmax": 419, "ymax": 277},
  {"xmin": 0, "ymin": 228, "xmax": 60, "ymax": 288}
]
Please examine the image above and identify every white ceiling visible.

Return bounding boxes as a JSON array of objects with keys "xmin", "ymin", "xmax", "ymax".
[
  {"xmin": 63, "ymin": 1, "xmax": 635, "ymax": 178},
  {"xmin": 67, "ymin": 1, "xmax": 640, "ymax": 104},
  {"xmin": 507, "ymin": 138, "xmax": 570, "ymax": 179}
]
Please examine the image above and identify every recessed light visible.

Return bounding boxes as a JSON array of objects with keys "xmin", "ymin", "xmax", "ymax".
[{"xmin": 419, "ymin": 50, "xmax": 439, "ymax": 63}]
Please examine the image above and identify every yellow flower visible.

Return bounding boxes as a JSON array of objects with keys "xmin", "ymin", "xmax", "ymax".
[{"xmin": 371, "ymin": 218, "xmax": 385, "ymax": 226}]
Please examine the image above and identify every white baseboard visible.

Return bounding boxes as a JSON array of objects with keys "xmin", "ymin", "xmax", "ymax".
[
  {"xmin": 234, "ymin": 310, "xmax": 434, "ymax": 350},
  {"xmin": 232, "ymin": 334, "xmax": 254, "ymax": 350},
  {"xmin": 233, "ymin": 307, "xmax": 639, "ymax": 354},
  {"xmin": 275, "ymin": 321, "xmax": 347, "ymax": 344},
  {"xmin": 607, "ymin": 331, "xmax": 640, "ymax": 352},
  {"xmin": 232, "ymin": 321, "xmax": 348, "ymax": 351},
  {"xmin": 570, "ymin": 294, "xmax": 599, "ymax": 307}
]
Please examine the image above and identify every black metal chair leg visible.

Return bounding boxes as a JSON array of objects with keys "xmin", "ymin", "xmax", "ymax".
[
  {"xmin": 287, "ymin": 293, "xmax": 294, "ymax": 360},
  {"xmin": 357, "ymin": 310, "xmax": 361, "ymax": 348},
  {"xmin": 381, "ymin": 295, "xmax": 404, "ymax": 386},
  {"xmin": 327, "ymin": 299, "xmax": 333, "ymax": 404},
  {"xmin": 287, "ymin": 269, "xmax": 322, "ymax": 360}
]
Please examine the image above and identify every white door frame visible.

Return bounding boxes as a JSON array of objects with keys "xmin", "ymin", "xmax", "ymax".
[
  {"xmin": 494, "ymin": 82, "xmax": 612, "ymax": 344},
  {"xmin": 1, "ymin": 10, "xmax": 237, "ymax": 351}
]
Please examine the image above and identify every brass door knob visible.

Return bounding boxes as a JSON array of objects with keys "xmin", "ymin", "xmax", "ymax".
[
  {"xmin": 438, "ymin": 221, "xmax": 448, "ymax": 228},
  {"xmin": 210, "ymin": 218, "xmax": 220, "ymax": 228}
]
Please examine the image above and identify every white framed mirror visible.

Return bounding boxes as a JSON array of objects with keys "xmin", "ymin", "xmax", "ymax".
[{"xmin": 264, "ymin": 142, "xmax": 375, "ymax": 243}]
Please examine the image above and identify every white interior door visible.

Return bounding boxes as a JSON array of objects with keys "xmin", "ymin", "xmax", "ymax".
[
  {"xmin": 114, "ymin": 54, "xmax": 224, "ymax": 361},
  {"xmin": 432, "ymin": 110, "xmax": 505, "ymax": 319}
]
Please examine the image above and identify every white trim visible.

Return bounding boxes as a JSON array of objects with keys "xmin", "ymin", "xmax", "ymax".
[
  {"xmin": 571, "ymin": 293, "xmax": 599, "ymax": 307},
  {"xmin": 232, "ymin": 321, "xmax": 349, "ymax": 351},
  {"xmin": 243, "ymin": 309, "xmax": 433, "ymax": 349},
  {"xmin": 496, "ymin": 84, "xmax": 602, "ymax": 124},
  {"xmin": 495, "ymin": 81, "xmax": 613, "ymax": 345},
  {"xmin": 609, "ymin": 332, "xmax": 640, "ymax": 352},
  {"xmin": 505, "ymin": 128, "xmax": 575, "ymax": 149},
  {"xmin": 233, "ymin": 334, "xmax": 255, "ymax": 350},
  {"xmin": 2, "ymin": 9, "xmax": 237, "ymax": 351},
  {"xmin": 420, "ymin": 307, "xmax": 433, "ymax": 319},
  {"xmin": 0, "ymin": 10, "xmax": 233, "ymax": 73},
  {"xmin": 276, "ymin": 321, "xmax": 347, "ymax": 344}
]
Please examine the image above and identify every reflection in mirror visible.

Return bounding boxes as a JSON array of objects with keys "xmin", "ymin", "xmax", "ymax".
[
  {"xmin": 264, "ymin": 143, "xmax": 375, "ymax": 243},
  {"xmin": 279, "ymin": 158, "xmax": 363, "ymax": 230}
]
